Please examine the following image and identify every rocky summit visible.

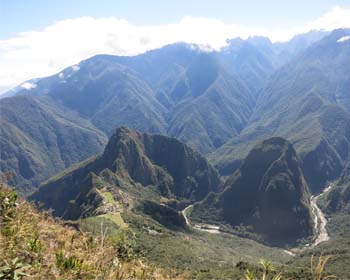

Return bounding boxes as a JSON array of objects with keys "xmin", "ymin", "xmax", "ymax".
[{"xmin": 30, "ymin": 127, "xmax": 220, "ymax": 220}]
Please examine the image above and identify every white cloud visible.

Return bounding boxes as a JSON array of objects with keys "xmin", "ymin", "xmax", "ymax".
[
  {"xmin": 307, "ymin": 6, "xmax": 350, "ymax": 31},
  {"xmin": 20, "ymin": 82, "xmax": 37, "ymax": 90},
  {"xmin": 1, "ymin": 6, "xmax": 350, "ymax": 93},
  {"xmin": 337, "ymin": 35, "xmax": 350, "ymax": 42}
]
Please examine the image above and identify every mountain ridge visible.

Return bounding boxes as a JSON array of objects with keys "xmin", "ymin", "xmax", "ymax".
[{"xmin": 30, "ymin": 127, "xmax": 220, "ymax": 220}]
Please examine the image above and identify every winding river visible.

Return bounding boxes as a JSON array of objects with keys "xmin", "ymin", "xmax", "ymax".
[
  {"xmin": 181, "ymin": 184, "xmax": 334, "ymax": 256},
  {"xmin": 310, "ymin": 184, "xmax": 333, "ymax": 247}
]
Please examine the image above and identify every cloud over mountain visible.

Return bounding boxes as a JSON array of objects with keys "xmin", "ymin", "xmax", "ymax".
[{"xmin": 1, "ymin": 6, "xmax": 350, "ymax": 93}]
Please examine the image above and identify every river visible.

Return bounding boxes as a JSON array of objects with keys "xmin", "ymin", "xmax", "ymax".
[
  {"xmin": 310, "ymin": 184, "xmax": 333, "ymax": 247},
  {"xmin": 181, "ymin": 184, "xmax": 334, "ymax": 255}
]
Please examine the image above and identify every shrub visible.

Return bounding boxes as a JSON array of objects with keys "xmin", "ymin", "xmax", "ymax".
[{"xmin": 0, "ymin": 258, "xmax": 31, "ymax": 280}]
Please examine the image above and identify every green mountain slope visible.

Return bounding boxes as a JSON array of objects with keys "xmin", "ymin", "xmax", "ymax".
[
  {"xmin": 191, "ymin": 137, "xmax": 313, "ymax": 246},
  {"xmin": 28, "ymin": 129, "xmax": 294, "ymax": 276},
  {"xmin": 167, "ymin": 53, "xmax": 254, "ymax": 153},
  {"xmin": 5, "ymin": 44, "xmax": 260, "ymax": 157},
  {"xmin": 317, "ymin": 163, "xmax": 350, "ymax": 238},
  {"xmin": 13, "ymin": 60, "xmax": 168, "ymax": 136},
  {"xmin": 86, "ymin": 50, "xmax": 257, "ymax": 154},
  {"xmin": 211, "ymin": 29, "xmax": 350, "ymax": 193},
  {"xmin": 219, "ymin": 38, "xmax": 275, "ymax": 94},
  {"xmin": 30, "ymin": 127, "xmax": 220, "ymax": 219},
  {"xmin": 1, "ymin": 31, "xmax": 336, "ymax": 194},
  {"xmin": 0, "ymin": 95, "xmax": 107, "ymax": 194}
]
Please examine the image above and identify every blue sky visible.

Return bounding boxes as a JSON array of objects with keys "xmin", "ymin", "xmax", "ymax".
[
  {"xmin": 2, "ymin": 0, "xmax": 350, "ymax": 39},
  {"xmin": 1, "ymin": 0, "xmax": 350, "ymax": 93}
]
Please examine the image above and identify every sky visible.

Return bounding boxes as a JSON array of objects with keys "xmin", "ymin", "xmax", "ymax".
[{"xmin": 1, "ymin": 0, "xmax": 350, "ymax": 93}]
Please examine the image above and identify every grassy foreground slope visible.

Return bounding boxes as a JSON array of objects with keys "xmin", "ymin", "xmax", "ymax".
[
  {"xmin": 0, "ymin": 179, "xmax": 186, "ymax": 279},
  {"xmin": 288, "ymin": 238, "xmax": 350, "ymax": 280}
]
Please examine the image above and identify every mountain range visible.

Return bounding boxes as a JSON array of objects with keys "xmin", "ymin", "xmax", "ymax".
[
  {"xmin": 211, "ymin": 28, "xmax": 350, "ymax": 193},
  {"xmin": 2, "ymin": 29, "xmax": 342, "ymax": 195},
  {"xmin": 1, "ymin": 27, "xmax": 350, "ymax": 278}
]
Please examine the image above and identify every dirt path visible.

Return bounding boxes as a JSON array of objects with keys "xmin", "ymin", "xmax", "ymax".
[
  {"xmin": 181, "ymin": 205, "xmax": 220, "ymax": 234},
  {"xmin": 181, "ymin": 205, "xmax": 192, "ymax": 226}
]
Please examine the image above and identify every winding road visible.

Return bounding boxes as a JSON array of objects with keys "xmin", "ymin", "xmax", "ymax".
[
  {"xmin": 181, "ymin": 205, "xmax": 220, "ymax": 233},
  {"xmin": 181, "ymin": 184, "xmax": 334, "ymax": 255}
]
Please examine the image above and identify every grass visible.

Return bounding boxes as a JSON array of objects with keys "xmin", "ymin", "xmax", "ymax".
[
  {"xmin": 122, "ymin": 210, "xmax": 293, "ymax": 276},
  {"xmin": 103, "ymin": 213, "xmax": 128, "ymax": 228},
  {"xmin": 81, "ymin": 213, "xmax": 128, "ymax": 230},
  {"xmin": 0, "ymin": 179, "xmax": 186, "ymax": 279},
  {"xmin": 102, "ymin": 191, "xmax": 117, "ymax": 204},
  {"xmin": 286, "ymin": 238, "xmax": 350, "ymax": 279}
]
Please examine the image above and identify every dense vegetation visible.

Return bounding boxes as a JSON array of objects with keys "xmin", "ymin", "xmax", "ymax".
[
  {"xmin": 2, "ymin": 29, "xmax": 348, "ymax": 195},
  {"xmin": 212, "ymin": 29, "xmax": 350, "ymax": 194},
  {"xmin": 190, "ymin": 138, "xmax": 313, "ymax": 246},
  {"xmin": 1, "ymin": 178, "xmax": 341, "ymax": 279},
  {"xmin": 0, "ymin": 177, "xmax": 185, "ymax": 279},
  {"xmin": 1, "ymin": 27, "xmax": 350, "ymax": 279},
  {"xmin": 0, "ymin": 96, "xmax": 107, "ymax": 194},
  {"xmin": 30, "ymin": 127, "xmax": 220, "ymax": 219}
]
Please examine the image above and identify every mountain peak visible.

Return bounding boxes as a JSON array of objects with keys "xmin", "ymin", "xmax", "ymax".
[
  {"xmin": 191, "ymin": 137, "xmax": 312, "ymax": 246},
  {"xmin": 31, "ymin": 128, "xmax": 220, "ymax": 219},
  {"xmin": 113, "ymin": 126, "xmax": 135, "ymax": 137}
]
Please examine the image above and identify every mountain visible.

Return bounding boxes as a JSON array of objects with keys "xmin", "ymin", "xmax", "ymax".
[
  {"xmin": 190, "ymin": 137, "xmax": 313, "ymax": 246},
  {"xmin": 28, "ymin": 128, "xmax": 296, "ymax": 275},
  {"xmin": 0, "ymin": 42, "xmax": 264, "ymax": 193},
  {"xmin": 212, "ymin": 29, "xmax": 350, "ymax": 193},
  {"xmin": 246, "ymin": 30, "xmax": 329, "ymax": 67},
  {"xmin": 1, "ymin": 30, "xmax": 338, "ymax": 194},
  {"xmin": 219, "ymin": 38, "xmax": 275, "ymax": 94},
  {"xmin": 83, "ymin": 50, "xmax": 257, "ymax": 154},
  {"xmin": 3, "ymin": 29, "xmax": 350, "ymax": 278},
  {"xmin": 0, "ymin": 95, "xmax": 107, "ymax": 194},
  {"xmin": 316, "ymin": 163, "xmax": 350, "ymax": 239},
  {"xmin": 9, "ymin": 59, "xmax": 168, "ymax": 136},
  {"xmin": 166, "ymin": 53, "xmax": 255, "ymax": 153},
  {"xmin": 3, "ymin": 44, "xmax": 259, "ymax": 155},
  {"xmin": 30, "ymin": 127, "xmax": 220, "ymax": 220}
]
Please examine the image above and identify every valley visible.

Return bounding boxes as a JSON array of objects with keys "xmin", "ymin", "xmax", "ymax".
[
  {"xmin": 182, "ymin": 181, "xmax": 334, "ymax": 255},
  {"xmin": 1, "ymin": 24, "xmax": 350, "ymax": 279}
]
